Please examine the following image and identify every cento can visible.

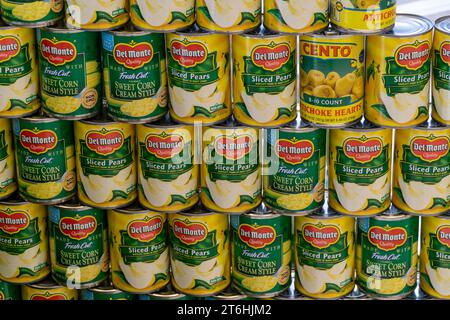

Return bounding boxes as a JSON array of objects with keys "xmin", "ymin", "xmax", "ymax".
[
  {"xmin": 0, "ymin": 23, "xmax": 39, "ymax": 118},
  {"xmin": 37, "ymin": 26, "xmax": 102, "ymax": 120},
  {"xmin": 81, "ymin": 283, "xmax": 137, "ymax": 300},
  {"xmin": 300, "ymin": 29, "xmax": 365, "ymax": 128},
  {"xmin": 195, "ymin": 0, "xmax": 261, "ymax": 33},
  {"xmin": 22, "ymin": 278, "xmax": 78, "ymax": 300},
  {"xmin": 232, "ymin": 28, "xmax": 297, "ymax": 128},
  {"xmin": 356, "ymin": 208, "xmax": 419, "ymax": 299},
  {"xmin": 168, "ymin": 209, "xmax": 230, "ymax": 297},
  {"xmin": 365, "ymin": 14, "xmax": 433, "ymax": 128},
  {"xmin": 0, "ymin": 199, "xmax": 50, "ymax": 284},
  {"xmin": 432, "ymin": 16, "xmax": 450, "ymax": 126},
  {"xmin": 0, "ymin": 119, "xmax": 16, "ymax": 200},
  {"xmin": 48, "ymin": 202, "xmax": 109, "ymax": 289},
  {"xmin": 166, "ymin": 27, "xmax": 231, "ymax": 125},
  {"xmin": 0, "ymin": 0, "xmax": 64, "ymax": 27},
  {"xmin": 263, "ymin": 119, "xmax": 326, "ymax": 215},
  {"xmin": 137, "ymin": 119, "xmax": 199, "ymax": 212},
  {"xmin": 130, "ymin": 0, "xmax": 195, "ymax": 32},
  {"xmin": 420, "ymin": 214, "xmax": 450, "ymax": 299},
  {"xmin": 201, "ymin": 122, "xmax": 262, "ymax": 213},
  {"xmin": 294, "ymin": 209, "xmax": 356, "ymax": 299},
  {"xmin": 329, "ymin": 120, "xmax": 393, "ymax": 216},
  {"xmin": 13, "ymin": 117, "xmax": 76, "ymax": 204},
  {"xmin": 231, "ymin": 205, "xmax": 292, "ymax": 298},
  {"xmin": 392, "ymin": 121, "xmax": 450, "ymax": 216},
  {"xmin": 0, "ymin": 280, "xmax": 21, "ymax": 300},
  {"xmin": 75, "ymin": 118, "xmax": 136, "ymax": 209},
  {"xmin": 263, "ymin": 0, "xmax": 329, "ymax": 34},
  {"xmin": 330, "ymin": 0, "xmax": 396, "ymax": 34},
  {"xmin": 64, "ymin": 0, "xmax": 129, "ymax": 30},
  {"xmin": 102, "ymin": 27, "xmax": 168, "ymax": 123},
  {"xmin": 108, "ymin": 205, "xmax": 170, "ymax": 294}
]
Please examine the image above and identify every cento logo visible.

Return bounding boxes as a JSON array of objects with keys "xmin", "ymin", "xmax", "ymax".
[
  {"xmin": 127, "ymin": 216, "xmax": 164, "ymax": 242},
  {"xmin": 59, "ymin": 215, "xmax": 97, "ymax": 240},
  {"xmin": 40, "ymin": 38, "xmax": 77, "ymax": 66},
  {"xmin": 170, "ymin": 39, "xmax": 207, "ymax": 68},
  {"xmin": 437, "ymin": 226, "xmax": 450, "ymax": 248},
  {"xmin": 146, "ymin": 133, "xmax": 184, "ymax": 160},
  {"xmin": 19, "ymin": 129, "xmax": 58, "ymax": 155},
  {"xmin": 114, "ymin": 41, "xmax": 153, "ymax": 69},
  {"xmin": 85, "ymin": 129, "xmax": 124, "ymax": 156},
  {"xmin": 440, "ymin": 41, "xmax": 450, "ymax": 66},
  {"xmin": 368, "ymin": 226, "xmax": 407, "ymax": 251},
  {"xmin": 251, "ymin": 42, "xmax": 290, "ymax": 71},
  {"xmin": 0, "ymin": 209, "xmax": 29, "ymax": 235},
  {"xmin": 302, "ymin": 223, "xmax": 340, "ymax": 249},
  {"xmin": 172, "ymin": 219, "xmax": 207, "ymax": 245},
  {"xmin": 214, "ymin": 134, "xmax": 253, "ymax": 161},
  {"xmin": 0, "ymin": 36, "xmax": 20, "ymax": 63},
  {"xmin": 343, "ymin": 136, "xmax": 383, "ymax": 163},
  {"xmin": 275, "ymin": 139, "xmax": 314, "ymax": 165},
  {"xmin": 410, "ymin": 135, "xmax": 449, "ymax": 162},
  {"xmin": 394, "ymin": 40, "xmax": 430, "ymax": 70},
  {"xmin": 238, "ymin": 224, "xmax": 276, "ymax": 249}
]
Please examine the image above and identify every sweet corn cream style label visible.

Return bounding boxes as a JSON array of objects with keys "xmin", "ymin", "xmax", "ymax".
[
  {"xmin": 420, "ymin": 216, "xmax": 450, "ymax": 299},
  {"xmin": 37, "ymin": 29, "xmax": 102, "ymax": 119},
  {"xmin": 108, "ymin": 208, "xmax": 170, "ymax": 293},
  {"xmin": 294, "ymin": 215, "xmax": 355, "ymax": 299},
  {"xmin": 130, "ymin": 0, "xmax": 195, "ymax": 31},
  {"xmin": 48, "ymin": 205, "xmax": 109, "ymax": 287},
  {"xmin": 169, "ymin": 213, "xmax": 230, "ymax": 296},
  {"xmin": 231, "ymin": 214, "xmax": 292, "ymax": 296},
  {"xmin": 0, "ymin": 119, "xmax": 16, "ymax": 200},
  {"xmin": 432, "ymin": 25, "xmax": 450, "ymax": 125},
  {"xmin": 0, "ymin": 27, "xmax": 39, "ymax": 118},
  {"xmin": 264, "ymin": 0, "xmax": 329, "ymax": 33},
  {"xmin": 167, "ymin": 32, "xmax": 231, "ymax": 124},
  {"xmin": 330, "ymin": 0, "xmax": 396, "ymax": 33},
  {"xmin": 137, "ymin": 124, "xmax": 198, "ymax": 212},
  {"xmin": 263, "ymin": 128, "xmax": 326, "ymax": 214},
  {"xmin": 0, "ymin": 280, "xmax": 21, "ymax": 299},
  {"xmin": 329, "ymin": 127, "xmax": 392, "ymax": 216},
  {"xmin": 233, "ymin": 34, "xmax": 297, "ymax": 127},
  {"xmin": 0, "ymin": 201, "xmax": 49, "ymax": 284},
  {"xmin": 102, "ymin": 31, "xmax": 167, "ymax": 123},
  {"xmin": 65, "ymin": 0, "xmax": 129, "ymax": 30},
  {"xmin": 1, "ymin": 0, "xmax": 64, "ymax": 26},
  {"xmin": 22, "ymin": 284, "xmax": 78, "ymax": 300},
  {"xmin": 201, "ymin": 127, "xmax": 261, "ymax": 213},
  {"xmin": 300, "ymin": 34, "xmax": 365, "ymax": 127},
  {"xmin": 196, "ymin": 0, "xmax": 261, "ymax": 33},
  {"xmin": 393, "ymin": 128, "xmax": 450, "ymax": 215},
  {"xmin": 13, "ymin": 118, "xmax": 76, "ymax": 204},
  {"xmin": 357, "ymin": 215, "xmax": 419, "ymax": 298}
]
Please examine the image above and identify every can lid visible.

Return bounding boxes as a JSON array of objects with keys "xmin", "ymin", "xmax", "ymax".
[
  {"xmin": 87, "ymin": 283, "xmax": 124, "ymax": 294},
  {"xmin": 112, "ymin": 201, "xmax": 157, "ymax": 215},
  {"xmin": 180, "ymin": 201, "xmax": 215, "ymax": 216},
  {"xmin": 374, "ymin": 205, "xmax": 411, "ymax": 220},
  {"xmin": 26, "ymin": 277, "xmax": 62, "ymax": 290},
  {"xmin": 341, "ymin": 118, "xmax": 389, "ymax": 132},
  {"xmin": 51, "ymin": 199, "xmax": 101, "ymax": 212},
  {"xmin": 435, "ymin": 16, "xmax": 450, "ymax": 34},
  {"xmin": 213, "ymin": 286, "xmax": 248, "ymax": 300},
  {"xmin": 384, "ymin": 14, "xmax": 433, "ymax": 37},
  {"xmin": 0, "ymin": 194, "xmax": 31, "ymax": 206},
  {"xmin": 239, "ymin": 25, "xmax": 282, "ymax": 38},
  {"xmin": 175, "ymin": 23, "xmax": 218, "ymax": 36},
  {"xmin": 308, "ymin": 203, "xmax": 343, "ymax": 219},
  {"xmin": 417, "ymin": 118, "xmax": 448, "ymax": 130},
  {"xmin": 280, "ymin": 115, "xmax": 316, "ymax": 132},
  {"xmin": 43, "ymin": 21, "xmax": 84, "ymax": 33},
  {"xmin": 148, "ymin": 284, "xmax": 186, "ymax": 299},
  {"xmin": 109, "ymin": 22, "xmax": 157, "ymax": 36},
  {"xmin": 143, "ymin": 112, "xmax": 187, "ymax": 128}
]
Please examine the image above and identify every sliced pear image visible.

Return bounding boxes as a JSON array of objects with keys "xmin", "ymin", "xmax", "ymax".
[
  {"xmin": 275, "ymin": 0, "xmax": 327, "ymax": 30},
  {"xmin": 433, "ymin": 87, "xmax": 450, "ymax": 121}
]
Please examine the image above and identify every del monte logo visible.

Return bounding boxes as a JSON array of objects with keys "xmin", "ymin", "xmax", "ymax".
[
  {"xmin": 85, "ymin": 128, "xmax": 124, "ymax": 155},
  {"xmin": 30, "ymin": 293, "xmax": 67, "ymax": 300},
  {"xmin": 146, "ymin": 132, "xmax": 184, "ymax": 160},
  {"xmin": 40, "ymin": 38, "xmax": 76, "ymax": 66},
  {"xmin": 343, "ymin": 136, "xmax": 383, "ymax": 163},
  {"xmin": 59, "ymin": 215, "xmax": 97, "ymax": 240},
  {"xmin": 251, "ymin": 41, "xmax": 290, "ymax": 71},
  {"xmin": 410, "ymin": 135, "xmax": 449, "ymax": 162},
  {"xmin": 127, "ymin": 216, "xmax": 163, "ymax": 242},
  {"xmin": 0, "ymin": 209, "xmax": 29, "ymax": 235},
  {"xmin": 394, "ymin": 40, "xmax": 430, "ymax": 71},
  {"xmin": 173, "ymin": 219, "xmax": 207, "ymax": 245},
  {"xmin": 302, "ymin": 223, "xmax": 340, "ymax": 249},
  {"xmin": 0, "ymin": 36, "xmax": 20, "ymax": 63},
  {"xmin": 368, "ymin": 226, "xmax": 407, "ymax": 251},
  {"xmin": 238, "ymin": 224, "xmax": 276, "ymax": 249},
  {"xmin": 437, "ymin": 226, "xmax": 450, "ymax": 248},
  {"xmin": 275, "ymin": 138, "xmax": 314, "ymax": 165},
  {"xmin": 440, "ymin": 41, "xmax": 450, "ymax": 66},
  {"xmin": 170, "ymin": 38, "xmax": 207, "ymax": 68},
  {"xmin": 215, "ymin": 134, "xmax": 253, "ymax": 161},
  {"xmin": 114, "ymin": 40, "xmax": 153, "ymax": 69},
  {"xmin": 20, "ymin": 129, "xmax": 57, "ymax": 155}
]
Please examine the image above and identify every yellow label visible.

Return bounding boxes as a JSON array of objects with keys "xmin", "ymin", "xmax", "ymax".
[
  {"xmin": 329, "ymin": 127, "xmax": 393, "ymax": 216},
  {"xmin": 263, "ymin": 0, "xmax": 328, "ymax": 33},
  {"xmin": 0, "ymin": 119, "xmax": 17, "ymax": 200},
  {"xmin": 330, "ymin": 0, "xmax": 396, "ymax": 33},
  {"xmin": 432, "ymin": 29, "xmax": 450, "ymax": 125},
  {"xmin": 195, "ymin": 0, "xmax": 261, "ymax": 33},
  {"xmin": 22, "ymin": 285, "xmax": 78, "ymax": 300},
  {"xmin": 233, "ymin": 35, "xmax": 297, "ymax": 127},
  {"xmin": 75, "ymin": 121, "xmax": 137, "ymax": 209},
  {"xmin": 137, "ymin": 124, "xmax": 199, "ymax": 212}
]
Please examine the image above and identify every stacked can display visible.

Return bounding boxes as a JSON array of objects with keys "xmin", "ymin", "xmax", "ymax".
[{"xmin": 0, "ymin": 0, "xmax": 449, "ymax": 301}]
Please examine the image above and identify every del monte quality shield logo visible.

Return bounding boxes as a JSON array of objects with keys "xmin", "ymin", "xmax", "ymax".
[
  {"xmin": 214, "ymin": 134, "xmax": 253, "ymax": 161},
  {"xmin": 0, "ymin": 209, "xmax": 29, "ymax": 234},
  {"xmin": 170, "ymin": 39, "xmax": 207, "ymax": 68},
  {"xmin": 440, "ymin": 41, "xmax": 450, "ymax": 66},
  {"xmin": 410, "ymin": 135, "xmax": 449, "ymax": 162},
  {"xmin": 59, "ymin": 215, "xmax": 97, "ymax": 240},
  {"xmin": 302, "ymin": 223, "xmax": 340, "ymax": 249},
  {"xmin": 127, "ymin": 216, "xmax": 163, "ymax": 242},
  {"xmin": 145, "ymin": 132, "xmax": 184, "ymax": 160},
  {"xmin": 394, "ymin": 40, "xmax": 430, "ymax": 71},
  {"xmin": 113, "ymin": 40, "xmax": 153, "ymax": 69},
  {"xmin": 437, "ymin": 226, "xmax": 450, "ymax": 248},
  {"xmin": 40, "ymin": 38, "xmax": 77, "ymax": 66},
  {"xmin": 238, "ymin": 224, "xmax": 276, "ymax": 249},
  {"xmin": 343, "ymin": 136, "xmax": 383, "ymax": 163},
  {"xmin": 0, "ymin": 36, "xmax": 20, "ymax": 63},
  {"xmin": 368, "ymin": 226, "xmax": 407, "ymax": 251},
  {"xmin": 85, "ymin": 129, "xmax": 124, "ymax": 156},
  {"xmin": 30, "ymin": 293, "xmax": 67, "ymax": 300},
  {"xmin": 172, "ymin": 219, "xmax": 207, "ymax": 245},
  {"xmin": 275, "ymin": 138, "xmax": 314, "ymax": 165},
  {"xmin": 20, "ymin": 129, "xmax": 58, "ymax": 155},
  {"xmin": 251, "ymin": 42, "xmax": 290, "ymax": 71}
]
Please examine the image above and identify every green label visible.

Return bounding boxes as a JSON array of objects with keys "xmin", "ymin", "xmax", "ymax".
[
  {"xmin": 243, "ymin": 42, "xmax": 295, "ymax": 95},
  {"xmin": 0, "ymin": 130, "xmax": 8, "ymax": 162},
  {"xmin": 427, "ymin": 226, "xmax": 450, "ymax": 269},
  {"xmin": 433, "ymin": 43, "xmax": 450, "ymax": 91},
  {"xmin": 1, "ymin": 0, "xmax": 63, "ymax": 23},
  {"xmin": 0, "ymin": 281, "xmax": 21, "ymax": 300},
  {"xmin": 0, "ymin": 36, "xmax": 33, "ymax": 86}
]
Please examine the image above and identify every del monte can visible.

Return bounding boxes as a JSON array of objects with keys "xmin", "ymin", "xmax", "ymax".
[
  {"xmin": 0, "ymin": 119, "xmax": 17, "ymax": 200},
  {"xmin": 22, "ymin": 277, "xmax": 78, "ymax": 300},
  {"xmin": 0, "ymin": 280, "xmax": 21, "ymax": 300},
  {"xmin": 1, "ymin": 0, "xmax": 64, "ymax": 27}
]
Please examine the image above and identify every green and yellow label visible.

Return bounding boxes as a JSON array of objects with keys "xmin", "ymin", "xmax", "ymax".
[
  {"xmin": 0, "ymin": 280, "xmax": 21, "ymax": 300},
  {"xmin": 432, "ymin": 29, "xmax": 450, "ymax": 125},
  {"xmin": 1, "ymin": 0, "xmax": 64, "ymax": 25}
]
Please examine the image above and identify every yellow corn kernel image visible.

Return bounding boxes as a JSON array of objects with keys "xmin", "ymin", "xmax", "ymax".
[
  {"xmin": 120, "ymin": 87, "xmax": 167, "ymax": 118},
  {"xmin": 335, "ymin": 73, "xmax": 356, "ymax": 97},
  {"xmin": 276, "ymin": 193, "xmax": 314, "ymax": 211},
  {"xmin": 12, "ymin": 1, "xmax": 51, "ymax": 21},
  {"xmin": 366, "ymin": 277, "xmax": 407, "ymax": 295},
  {"xmin": 313, "ymin": 85, "xmax": 336, "ymax": 98},
  {"xmin": 324, "ymin": 71, "xmax": 340, "ymax": 88},
  {"xmin": 45, "ymin": 96, "xmax": 80, "ymax": 114},
  {"xmin": 241, "ymin": 276, "xmax": 278, "ymax": 293},
  {"xmin": 26, "ymin": 182, "xmax": 63, "ymax": 200}
]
